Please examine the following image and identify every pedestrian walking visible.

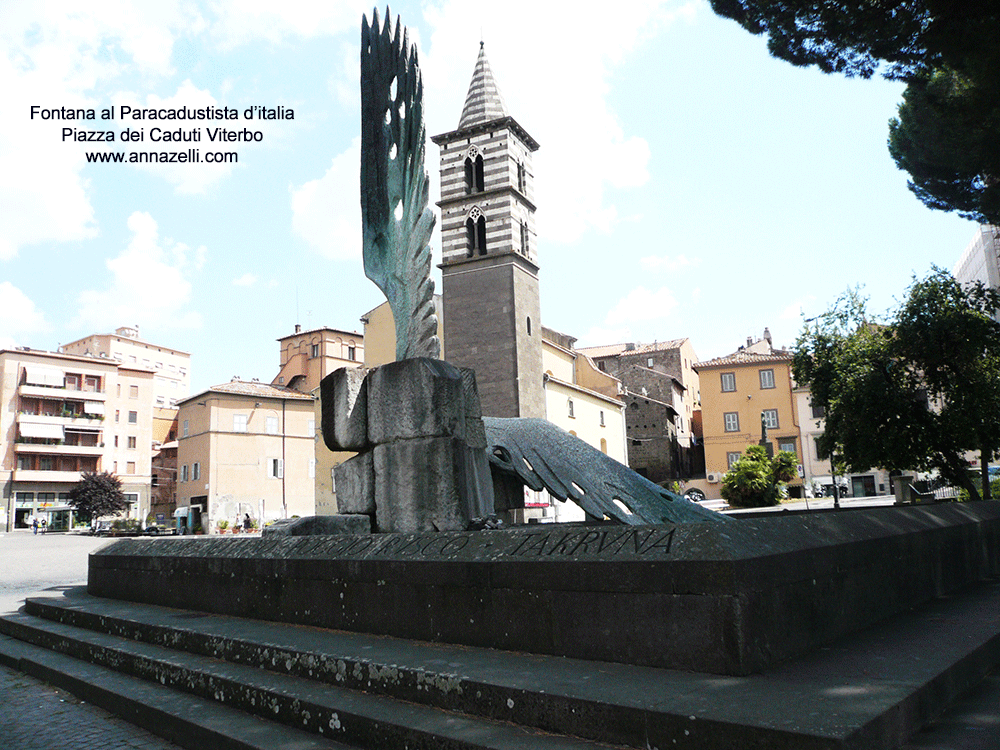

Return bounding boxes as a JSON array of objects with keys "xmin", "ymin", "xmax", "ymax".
[
  {"xmin": 40, "ymin": 519, "xmax": 47, "ymax": 534},
  {"xmin": 32, "ymin": 518, "xmax": 38, "ymax": 535}
]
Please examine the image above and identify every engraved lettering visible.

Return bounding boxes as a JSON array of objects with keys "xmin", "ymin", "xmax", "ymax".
[
  {"xmin": 522, "ymin": 533, "xmax": 551, "ymax": 556},
  {"xmin": 440, "ymin": 537, "xmax": 470, "ymax": 554},
  {"xmin": 567, "ymin": 530, "xmax": 602, "ymax": 556},
  {"xmin": 508, "ymin": 534, "xmax": 543, "ymax": 556},
  {"xmin": 344, "ymin": 537, "xmax": 376, "ymax": 554},
  {"xmin": 597, "ymin": 530, "xmax": 629, "ymax": 553},
  {"xmin": 631, "ymin": 530, "xmax": 657, "ymax": 554},
  {"xmin": 419, "ymin": 537, "xmax": 448, "ymax": 555},
  {"xmin": 638, "ymin": 528, "xmax": 675, "ymax": 555},
  {"xmin": 544, "ymin": 532, "xmax": 576, "ymax": 556}
]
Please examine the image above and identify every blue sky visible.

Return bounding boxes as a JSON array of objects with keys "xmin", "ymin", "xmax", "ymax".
[{"xmin": 1, "ymin": 0, "xmax": 980, "ymax": 394}]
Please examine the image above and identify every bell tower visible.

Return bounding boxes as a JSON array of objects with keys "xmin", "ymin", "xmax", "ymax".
[{"xmin": 431, "ymin": 43, "xmax": 544, "ymax": 418}]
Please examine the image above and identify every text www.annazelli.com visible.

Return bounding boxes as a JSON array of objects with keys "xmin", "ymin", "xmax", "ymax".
[{"xmin": 85, "ymin": 150, "xmax": 238, "ymax": 164}]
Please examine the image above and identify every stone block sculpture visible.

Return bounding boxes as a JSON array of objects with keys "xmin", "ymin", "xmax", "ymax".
[{"xmin": 323, "ymin": 359, "xmax": 494, "ymax": 532}]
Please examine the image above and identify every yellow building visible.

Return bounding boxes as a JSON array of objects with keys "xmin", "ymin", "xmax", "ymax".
[
  {"xmin": 694, "ymin": 331, "xmax": 802, "ymax": 499},
  {"xmin": 1, "ymin": 348, "xmax": 155, "ymax": 530},
  {"xmin": 175, "ymin": 380, "xmax": 316, "ymax": 532}
]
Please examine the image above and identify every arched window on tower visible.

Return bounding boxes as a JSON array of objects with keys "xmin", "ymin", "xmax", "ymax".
[
  {"xmin": 465, "ymin": 207, "xmax": 487, "ymax": 257},
  {"xmin": 464, "ymin": 150, "xmax": 485, "ymax": 194}
]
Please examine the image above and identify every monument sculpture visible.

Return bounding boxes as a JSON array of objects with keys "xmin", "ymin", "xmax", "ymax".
[
  {"xmin": 360, "ymin": 8, "xmax": 439, "ymax": 361},
  {"xmin": 320, "ymin": 7, "xmax": 724, "ymax": 532}
]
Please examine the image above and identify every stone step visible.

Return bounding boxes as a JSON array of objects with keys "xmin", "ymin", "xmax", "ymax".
[
  {"xmin": 0, "ymin": 633, "xmax": 353, "ymax": 750},
  {"xmin": 0, "ymin": 609, "xmax": 618, "ymax": 750},
  {"xmin": 10, "ymin": 582, "xmax": 1000, "ymax": 750}
]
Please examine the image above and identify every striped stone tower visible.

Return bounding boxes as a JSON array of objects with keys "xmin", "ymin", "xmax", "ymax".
[{"xmin": 431, "ymin": 43, "xmax": 544, "ymax": 418}]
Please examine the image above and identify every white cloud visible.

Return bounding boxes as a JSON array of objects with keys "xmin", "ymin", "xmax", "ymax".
[
  {"xmin": 74, "ymin": 211, "xmax": 204, "ymax": 331},
  {"xmin": 639, "ymin": 254, "xmax": 700, "ymax": 273},
  {"xmin": 780, "ymin": 296, "xmax": 817, "ymax": 321},
  {"xmin": 232, "ymin": 272, "xmax": 257, "ymax": 287},
  {"xmin": 578, "ymin": 324, "xmax": 633, "ymax": 348},
  {"xmin": 209, "ymin": 1, "xmax": 357, "ymax": 49},
  {"xmin": 0, "ymin": 2, "xmax": 204, "ymax": 259},
  {"xmin": 290, "ymin": 137, "xmax": 362, "ymax": 260},
  {"xmin": 0, "ymin": 282, "xmax": 50, "ymax": 349},
  {"xmin": 421, "ymin": 0, "xmax": 699, "ymax": 244},
  {"xmin": 605, "ymin": 286, "xmax": 679, "ymax": 326},
  {"xmin": 578, "ymin": 280, "xmax": 682, "ymax": 345}
]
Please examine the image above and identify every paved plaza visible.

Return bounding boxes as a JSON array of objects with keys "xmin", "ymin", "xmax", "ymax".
[{"xmin": 0, "ymin": 531, "xmax": 182, "ymax": 750}]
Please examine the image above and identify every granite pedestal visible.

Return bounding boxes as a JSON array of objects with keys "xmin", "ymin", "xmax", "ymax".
[{"xmin": 88, "ymin": 502, "xmax": 1000, "ymax": 676}]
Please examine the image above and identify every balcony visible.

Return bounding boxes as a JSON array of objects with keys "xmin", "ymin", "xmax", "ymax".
[
  {"xmin": 12, "ymin": 470, "xmax": 84, "ymax": 484},
  {"xmin": 17, "ymin": 413, "xmax": 105, "ymax": 432},
  {"xmin": 19, "ymin": 384, "xmax": 107, "ymax": 401},
  {"xmin": 15, "ymin": 443, "xmax": 104, "ymax": 457}
]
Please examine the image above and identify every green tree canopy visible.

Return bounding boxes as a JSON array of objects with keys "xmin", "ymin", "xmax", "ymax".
[
  {"xmin": 721, "ymin": 445, "xmax": 798, "ymax": 508},
  {"xmin": 68, "ymin": 471, "xmax": 129, "ymax": 523},
  {"xmin": 793, "ymin": 270, "xmax": 1000, "ymax": 500},
  {"xmin": 709, "ymin": 0, "xmax": 1000, "ymax": 224}
]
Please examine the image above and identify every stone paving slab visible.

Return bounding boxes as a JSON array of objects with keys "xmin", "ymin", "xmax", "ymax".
[
  {"xmin": 11, "ymin": 581, "xmax": 1000, "ymax": 749},
  {"xmin": 0, "ymin": 634, "xmax": 353, "ymax": 750},
  {"xmin": 0, "ymin": 662, "xmax": 185, "ymax": 750}
]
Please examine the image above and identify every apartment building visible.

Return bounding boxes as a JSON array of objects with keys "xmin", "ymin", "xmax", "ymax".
[
  {"xmin": 1, "ymin": 348, "xmax": 155, "ymax": 530},
  {"xmin": 694, "ymin": 330, "xmax": 802, "ymax": 499},
  {"xmin": 61, "ymin": 326, "xmax": 190, "ymax": 408}
]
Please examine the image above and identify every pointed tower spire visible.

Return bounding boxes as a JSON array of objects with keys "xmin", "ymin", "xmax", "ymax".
[{"xmin": 458, "ymin": 42, "xmax": 509, "ymax": 129}]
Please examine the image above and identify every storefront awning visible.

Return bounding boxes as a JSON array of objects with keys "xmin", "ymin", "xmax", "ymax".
[
  {"xmin": 23, "ymin": 365, "xmax": 65, "ymax": 387},
  {"xmin": 83, "ymin": 401, "xmax": 105, "ymax": 415},
  {"xmin": 19, "ymin": 422, "xmax": 65, "ymax": 439},
  {"xmin": 173, "ymin": 507, "xmax": 189, "ymax": 517}
]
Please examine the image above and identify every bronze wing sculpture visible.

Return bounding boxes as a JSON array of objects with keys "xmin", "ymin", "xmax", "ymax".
[
  {"xmin": 485, "ymin": 418, "xmax": 729, "ymax": 525},
  {"xmin": 361, "ymin": 8, "xmax": 440, "ymax": 360}
]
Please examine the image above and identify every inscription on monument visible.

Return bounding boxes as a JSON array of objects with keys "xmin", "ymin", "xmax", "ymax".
[{"xmin": 268, "ymin": 527, "xmax": 678, "ymax": 561}]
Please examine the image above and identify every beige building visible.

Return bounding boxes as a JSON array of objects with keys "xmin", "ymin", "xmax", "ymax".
[
  {"xmin": 1, "ymin": 348, "xmax": 155, "ymax": 530},
  {"xmin": 61, "ymin": 326, "xmax": 190, "ymax": 408},
  {"xmin": 793, "ymin": 385, "xmax": 893, "ymax": 498},
  {"xmin": 694, "ymin": 330, "xmax": 802, "ymax": 499},
  {"xmin": 269, "ymin": 326, "xmax": 365, "ymax": 518},
  {"xmin": 272, "ymin": 325, "xmax": 363, "ymax": 393},
  {"xmin": 175, "ymin": 380, "xmax": 316, "ymax": 532}
]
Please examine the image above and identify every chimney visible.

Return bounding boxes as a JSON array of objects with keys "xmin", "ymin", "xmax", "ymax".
[
  {"xmin": 294, "ymin": 324, "xmax": 302, "ymax": 333},
  {"xmin": 747, "ymin": 336, "xmax": 753, "ymax": 347},
  {"xmin": 763, "ymin": 327, "xmax": 772, "ymax": 346}
]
